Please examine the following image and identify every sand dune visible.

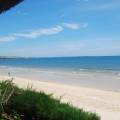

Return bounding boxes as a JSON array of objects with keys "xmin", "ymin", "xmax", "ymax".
[{"xmin": 0, "ymin": 75, "xmax": 120, "ymax": 120}]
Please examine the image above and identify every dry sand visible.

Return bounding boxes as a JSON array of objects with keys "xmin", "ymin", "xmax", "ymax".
[{"xmin": 0, "ymin": 75, "xmax": 120, "ymax": 120}]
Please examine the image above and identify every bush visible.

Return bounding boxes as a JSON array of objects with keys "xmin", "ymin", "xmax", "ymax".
[
  {"xmin": 0, "ymin": 80, "xmax": 100, "ymax": 120},
  {"xmin": 0, "ymin": 113, "xmax": 21, "ymax": 120}
]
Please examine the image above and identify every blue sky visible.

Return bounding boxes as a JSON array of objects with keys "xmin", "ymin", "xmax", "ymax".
[{"xmin": 0, "ymin": 0, "xmax": 120, "ymax": 57}]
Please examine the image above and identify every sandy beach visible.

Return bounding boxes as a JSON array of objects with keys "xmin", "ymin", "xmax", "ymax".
[
  {"xmin": 1, "ymin": 0, "xmax": 120, "ymax": 119},
  {"xmin": 0, "ymin": 75, "xmax": 120, "ymax": 120}
]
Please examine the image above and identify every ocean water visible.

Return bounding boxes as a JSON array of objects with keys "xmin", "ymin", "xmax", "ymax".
[
  {"xmin": 0, "ymin": 56, "xmax": 120, "ymax": 91},
  {"xmin": 0, "ymin": 56, "xmax": 120, "ymax": 72}
]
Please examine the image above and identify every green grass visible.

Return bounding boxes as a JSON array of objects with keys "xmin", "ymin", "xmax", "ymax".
[{"xmin": 0, "ymin": 80, "xmax": 100, "ymax": 120}]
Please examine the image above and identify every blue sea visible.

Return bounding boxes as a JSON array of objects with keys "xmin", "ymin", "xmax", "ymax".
[
  {"xmin": 0, "ymin": 56, "xmax": 120, "ymax": 91},
  {"xmin": 0, "ymin": 56, "xmax": 120, "ymax": 72}
]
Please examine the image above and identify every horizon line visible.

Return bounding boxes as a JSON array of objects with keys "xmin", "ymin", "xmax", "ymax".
[{"xmin": 0, "ymin": 55, "xmax": 120, "ymax": 59}]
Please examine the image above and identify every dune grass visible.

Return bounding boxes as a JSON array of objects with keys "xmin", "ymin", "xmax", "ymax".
[{"xmin": 0, "ymin": 80, "xmax": 100, "ymax": 120}]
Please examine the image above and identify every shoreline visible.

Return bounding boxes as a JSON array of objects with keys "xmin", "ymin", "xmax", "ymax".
[
  {"xmin": 0, "ymin": 66, "xmax": 120, "ymax": 92},
  {"xmin": 0, "ymin": 75, "xmax": 120, "ymax": 120}
]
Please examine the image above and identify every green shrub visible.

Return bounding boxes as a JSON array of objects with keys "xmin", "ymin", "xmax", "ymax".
[
  {"xmin": 0, "ymin": 80, "xmax": 100, "ymax": 120},
  {"xmin": 0, "ymin": 113, "xmax": 21, "ymax": 120}
]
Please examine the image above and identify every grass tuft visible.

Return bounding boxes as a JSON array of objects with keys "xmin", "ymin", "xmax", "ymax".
[{"xmin": 0, "ymin": 80, "xmax": 100, "ymax": 120}]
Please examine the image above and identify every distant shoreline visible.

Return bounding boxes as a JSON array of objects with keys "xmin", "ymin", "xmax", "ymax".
[{"xmin": 0, "ymin": 55, "xmax": 120, "ymax": 59}]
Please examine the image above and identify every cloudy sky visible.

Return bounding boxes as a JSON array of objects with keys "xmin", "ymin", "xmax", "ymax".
[{"xmin": 0, "ymin": 0, "xmax": 120, "ymax": 57}]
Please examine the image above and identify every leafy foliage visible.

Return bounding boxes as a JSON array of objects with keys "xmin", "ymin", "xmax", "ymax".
[
  {"xmin": 0, "ymin": 80, "xmax": 15, "ymax": 112},
  {"xmin": 0, "ymin": 80, "xmax": 100, "ymax": 120},
  {"xmin": 0, "ymin": 113, "xmax": 21, "ymax": 120}
]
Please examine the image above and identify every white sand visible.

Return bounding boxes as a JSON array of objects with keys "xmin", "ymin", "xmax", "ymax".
[{"xmin": 0, "ymin": 75, "xmax": 120, "ymax": 120}]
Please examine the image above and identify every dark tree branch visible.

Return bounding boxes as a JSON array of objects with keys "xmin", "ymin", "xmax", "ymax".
[{"xmin": 0, "ymin": 0, "xmax": 23, "ymax": 14}]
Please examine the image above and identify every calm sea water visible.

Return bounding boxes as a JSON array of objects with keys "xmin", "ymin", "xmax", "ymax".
[
  {"xmin": 0, "ymin": 56, "xmax": 120, "ymax": 72},
  {"xmin": 0, "ymin": 56, "xmax": 120, "ymax": 90}
]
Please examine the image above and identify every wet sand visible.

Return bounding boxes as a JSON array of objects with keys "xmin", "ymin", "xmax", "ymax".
[{"xmin": 0, "ymin": 66, "xmax": 120, "ymax": 91}]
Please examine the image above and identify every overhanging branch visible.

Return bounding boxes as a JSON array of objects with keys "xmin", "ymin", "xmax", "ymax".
[{"xmin": 0, "ymin": 0, "xmax": 23, "ymax": 14}]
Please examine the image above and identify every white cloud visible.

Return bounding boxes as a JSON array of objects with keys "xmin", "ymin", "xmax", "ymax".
[
  {"xmin": 14, "ymin": 25, "xmax": 63, "ymax": 39},
  {"xmin": 0, "ymin": 22, "xmax": 86, "ymax": 42},
  {"xmin": 0, "ymin": 25, "xmax": 63, "ymax": 42},
  {"xmin": 0, "ymin": 36, "xmax": 17, "ymax": 42},
  {"xmin": 62, "ymin": 22, "xmax": 88, "ymax": 29},
  {"xmin": 62, "ymin": 23, "xmax": 80, "ymax": 29}
]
